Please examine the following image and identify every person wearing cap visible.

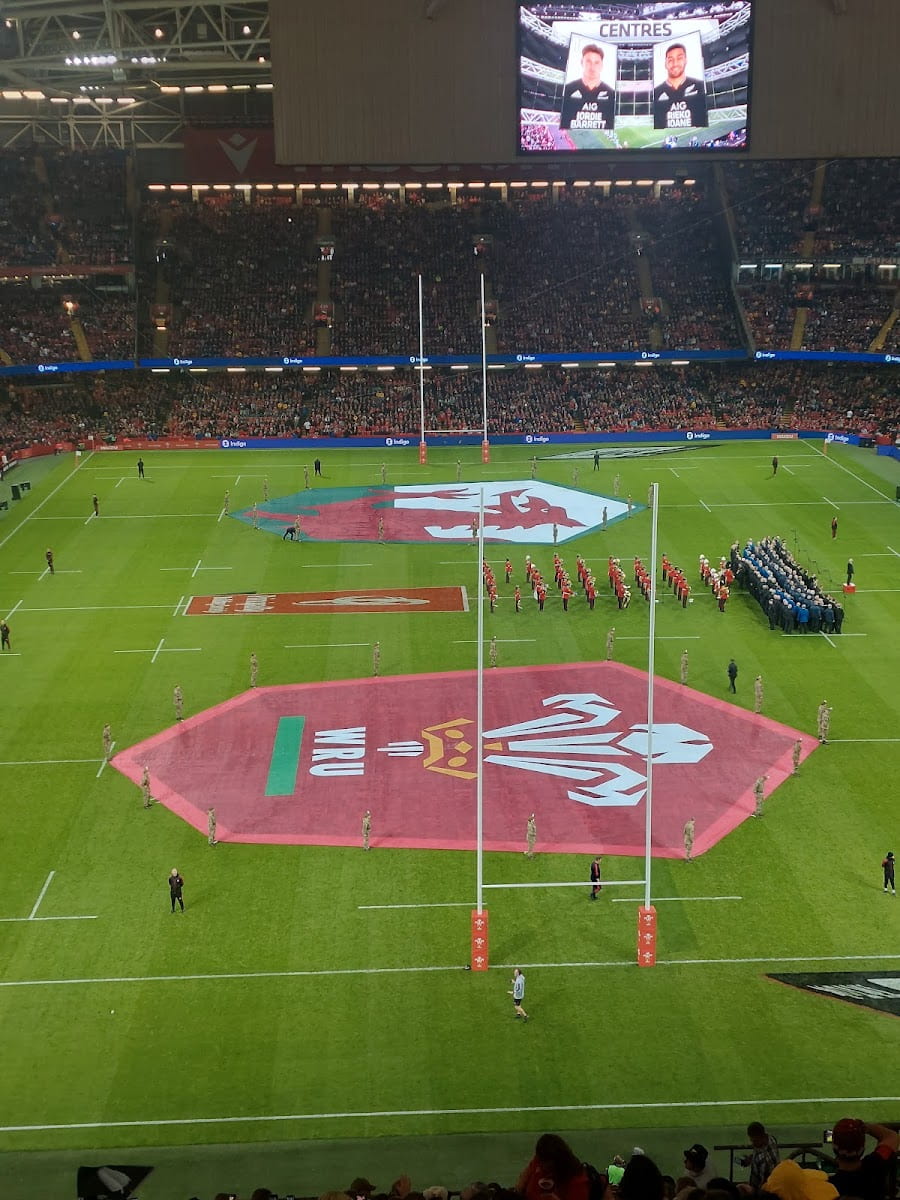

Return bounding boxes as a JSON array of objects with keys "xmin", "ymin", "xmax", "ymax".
[
  {"xmin": 683, "ymin": 1145, "xmax": 718, "ymax": 1189},
  {"xmin": 882, "ymin": 851, "xmax": 895, "ymax": 895},
  {"xmin": 740, "ymin": 1122, "xmax": 780, "ymax": 1188},
  {"xmin": 347, "ymin": 1179, "xmax": 376, "ymax": 1200},
  {"xmin": 827, "ymin": 1120, "xmax": 898, "ymax": 1200}
]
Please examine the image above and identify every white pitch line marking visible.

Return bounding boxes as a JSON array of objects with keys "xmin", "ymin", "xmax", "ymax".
[
  {"xmin": 828, "ymin": 738, "xmax": 900, "ymax": 743},
  {"xmin": 83, "ymin": 511, "xmax": 96, "ymax": 526},
  {"xmin": 150, "ymin": 637, "xmax": 165, "ymax": 663},
  {"xmin": 191, "ymin": 559, "xmax": 202, "ymax": 578},
  {"xmin": 2, "ymin": 952, "xmax": 899, "ymax": 994},
  {"xmin": 782, "ymin": 466, "xmax": 794, "ymax": 475},
  {"xmin": 821, "ymin": 631, "xmax": 837, "ymax": 647},
  {"xmin": 284, "ymin": 643, "xmax": 369, "ymax": 649},
  {"xmin": 0, "ymin": 915, "xmax": 98, "ymax": 925},
  {"xmin": 359, "ymin": 902, "xmax": 473, "ymax": 911},
  {"xmin": 8, "ymin": 570, "xmax": 44, "ymax": 575},
  {"xmin": 669, "ymin": 469, "xmax": 680, "ymax": 478},
  {"xmin": 235, "ymin": 475, "xmax": 242, "ymax": 486},
  {"xmin": 22, "ymin": 604, "xmax": 179, "ymax": 613},
  {"xmin": 96, "ymin": 741, "xmax": 115, "ymax": 778},
  {"xmin": 855, "ymin": 589, "xmax": 900, "ymax": 593},
  {"xmin": 115, "ymin": 477, "xmax": 126, "ymax": 489},
  {"xmin": 114, "ymin": 647, "xmax": 202, "ymax": 657},
  {"xmin": 0, "ymin": 758, "xmax": 102, "ymax": 767},
  {"xmin": 888, "ymin": 547, "xmax": 900, "ymax": 558},
  {"xmin": 5, "ymin": 598, "xmax": 22, "ymax": 620},
  {"xmin": 611, "ymin": 895, "xmax": 742, "ymax": 904},
  {"xmin": 618, "ymin": 634, "xmax": 701, "ymax": 641},
  {"xmin": 812, "ymin": 442, "xmax": 897, "ymax": 500},
  {"xmin": 699, "ymin": 499, "xmax": 711, "ymax": 512},
  {"xmin": 460, "ymin": 585, "xmax": 470, "ymax": 612},
  {"xmin": 452, "ymin": 638, "xmax": 537, "ymax": 645},
  {"xmin": 218, "ymin": 506, "xmax": 226, "ymax": 524},
  {"xmin": 39, "ymin": 566, "xmax": 49, "ymax": 580},
  {"xmin": 173, "ymin": 595, "xmax": 184, "ymax": 617},
  {"xmin": 0, "ymin": 450, "xmax": 93, "ymax": 553},
  {"xmin": 298, "ymin": 563, "xmax": 374, "ymax": 569},
  {"xmin": 0, "ymin": 652, "xmax": 22, "ymax": 657},
  {"xmin": 822, "ymin": 495, "xmax": 838, "ymax": 509},
  {"xmin": 2, "ymin": 1092, "xmax": 900, "ymax": 1134},
  {"xmin": 28, "ymin": 871, "xmax": 55, "ymax": 919},
  {"xmin": 32, "ymin": 514, "xmax": 220, "ymax": 520}
]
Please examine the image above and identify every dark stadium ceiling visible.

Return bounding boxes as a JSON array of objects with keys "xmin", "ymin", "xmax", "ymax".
[{"xmin": 0, "ymin": 0, "xmax": 272, "ymax": 98}]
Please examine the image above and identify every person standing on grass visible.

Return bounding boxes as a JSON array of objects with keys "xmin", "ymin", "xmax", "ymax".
[
  {"xmin": 141, "ymin": 764, "xmax": 154, "ymax": 809},
  {"xmin": 168, "ymin": 868, "xmax": 185, "ymax": 912},
  {"xmin": 602, "ymin": 505, "xmax": 608, "ymax": 530},
  {"xmin": 883, "ymin": 852, "xmax": 895, "ymax": 895},
  {"xmin": 590, "ymin": 855, "xmax": 602, "ymax": 900},
  {"xmin": 304, "ymin": 465, "xmax": 310, "ymax": 490},
  {"xmin": 137, "ymin": 457, "xmax": 144, "ymax": 479},
  {"xmin": 45, "ymin": 548, "xmax": 55, "ymax": 575},
  {"xmin": 381, "ymin": 462, "xmax": 387, "ymax": 484},
  {"xmin": 683, "ymin": 816, "xmax": 695, "ymax": 862},
  {"xmin": 173, "ymin": 684, "xmax": 184, "ymax": 722},
  {"xmin": 0, "ymin": 620, "xmax": 10, "ymax": 651},
  {"xmin": 223, "ymin": 490, "xmax": 229, "ymax": 514},
  {"xmin": 250, "ymin": 652, "xmax": 258, "ymax": 688},
  {"xmin": 792, "ymin": 739, "xmax": 802, "ymax": 774},
  {"xmin": 613, "ymin": 473, "xmax": 621, "ymax": 496},
  {"xmin": 456, "ymin": 459, "xmax": 462, "ymax": 482},
  {"xmin": 831, "ymin": 514, "xmax": 838, "ymax": 539},
  {"xmin": 102, "ymin": 723, "xmax": 112, "ymax": 759},
  {"xmin": 846, "ymin": 558, "xmax": 854, "ymax": 586},
  {"xmin": 753, "ymin": 775, "xmax": 767, "ymax": 817},
  {"xmin": 207, "ymin": 807, "xmax": 217, "ymax": 846},
  {"xmin": 489, "ymin": 635, "xmax": 498, "ymax": 668},
  {"xmin": 314, "ymin": 458, "xmax": 322, "ymax": 477},
  {"xmin": 594, "ymin": 450, "xmax": 600, "ymax": 471},
  {"xmin": 754, "ymin": 674, "xmax": 764, "ymax": 713},
  {"xmin": 525, "ymin": 813, "xmax": 537, "ymax": 858},
  {"xmin": 817, "ymin": 699, "xmax": 832, "ymax": 743},
  {"xmin": 294, "ymin": 514, "xmax": 302, "ymax": 541},
  {"xmin": 92, "ymin": 493, "xmax": 99, "ymax": 517},
  {"xmin": 362, "ymin": 809, "xmax": 372, "ymax": 851},
  {"xmin": 772, "ymin": 455, "xmax": 779, "ymax": 475},
  {"xmin": 680, "ymin": 648, "xmax": 689, "ymax": 685},
  {"xmin": 727, "ymin": 657, "xmax": 738, "ymax": 693},
  {"xmin": 505, "ymin": 557, "xmax": 512, "ymax": 584},
  {"xmin": 372, "ymin": 641, "xmax": 381, "ymax": 676},
  {"xmin": 531, "ymin": 456, "xmax": 538, "ymax": 480},
  {"xmin": 508, "ymin": 968, "xmax": 528, "ymax": 1020},
  {"xmin": 626, "ymin": 494, "xmax": 633, "ymax": 516},
  {"xmin": 606, "ymin": 627, "xmax": 615, "ymax": 661}
]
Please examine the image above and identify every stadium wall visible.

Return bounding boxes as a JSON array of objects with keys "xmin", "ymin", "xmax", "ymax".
[{"xmin": 271, "ymin": 0, "xmax": 900, "ymax": 163}]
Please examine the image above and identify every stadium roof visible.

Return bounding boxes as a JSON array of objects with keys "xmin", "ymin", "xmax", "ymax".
[{"xmin": 0, "ymin": 0, "xmax": 272, "ymax": 142}]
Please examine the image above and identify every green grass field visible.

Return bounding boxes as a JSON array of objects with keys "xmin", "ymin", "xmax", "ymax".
[{"xmin": 0, "ymin": 439, "xmax": 898, "ymax": 1185}]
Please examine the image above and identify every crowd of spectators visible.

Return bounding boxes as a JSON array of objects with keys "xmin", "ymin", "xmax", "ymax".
[
  {"xmin": 330, "ymin": 197, "xmax": 484, "ymax": 355},
  {"xmin": 815, "ymin": 160, "xmax": 900, "ymax": 259},
  {"xmin": 44, "ymin": 149, "xmax": 132, "ymax": 266},
  {"xmin": 723, "ymin": 161, "xmax": 817, "ymax": 258},
  {"xmin": 802, "ymin": 286, "xmax": 892, "ymax": 353},
  {"xmin": 0, "ymin": 151, "xmax": 55, "ymax": 266},
  {"xmin": 158, "ymin": 198, "xmax": 318, "ymax": 356},
  {"xmin": 205, "ymin": 1120, "xmax": 897, "ymax": 1200},
  {"xmin": 739, "ymin": 285, "xmax": 797, "ymax": 350},
  {"xmin": 1, "ymin": 363, "xmax": 897, "ymax": 454}
]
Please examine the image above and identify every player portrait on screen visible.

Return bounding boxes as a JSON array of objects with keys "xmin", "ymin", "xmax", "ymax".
[
  {"xmin": 559, "ymin": 38, "xmax": 617, "ymax": 131},
  {"xmin": 652, "ymin": 36, "xmax": 708, "ymax": 130}
]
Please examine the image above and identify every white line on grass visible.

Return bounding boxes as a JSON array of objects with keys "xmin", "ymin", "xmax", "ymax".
[
  {"xmin": 2, "ymin": 951, "xmax": 900, "ymax": 992},
  {"xmin": 115, "ymin": 477, "xmax": 126, "ymax": 489},
  {"xmin": 611, "ymin": 895, "xmax": 742, "ymax": 904},
  {"xmin": 0, "ymin": 758, "xmax": 102, "ymax": 766},
  {"xmin": 298, "ymin": 563, "xmax": 374, "ymax": 569},
  {"xmin": 669, "ymin": 469, "xmax": 680, "ymax": 477},
  {"xmin": 284, "ymin": 643, "xmax": 369, "ymax": 649},
  {"xmin": 115, "ymin": 646, "xmax": 202, "ymax": 657},
  {"xmin": 617, "ymin": 634, "xmax": 701, "ymax": 641},
  {"xmin": 812, "ymin": 442, "xmax": 897, "ymax": 500},
  {"xmin": 191, "ymin": 559, "xmax": 202, "ymax": 578},
  {"xmin": 699, "ymin": 500, "xmax": 711, "ymax": 512},
  {"xmin": 217, "ymin": 507, "xmax": 226, "ymax": 523},
  {"xmin": 83, "ymin": 511, "xmax": 95, "ymax": 526},
  {"xmin": 0, "ymin": 452, "xmax": 92, "ymax": 553},
  {"xmin": 359, "ymin": 902, "xmax": 473, "ymax": 911},
  {"xmin": 32, "ymin": 513, "xmax": 221, "ymax": 520},
  {"xmin": 484, "ymin": 880, "xmax": 645, "ymax": 890},
  {"xmin": 28, "ymin": 871, "xmax": 55, "ymax": 918},
  {"xmin": 828, "ymin": 738, "xmax": 900, "ymax": 743},
  {"xmin": 150, "ymin": 638, "xmax": 165, "ymax": 663},
  {"xmin": 96, "ymin": 741, "xmax": 115, "ymax": 778},
  {"xmin": 855, "ymin": 589, "xmax": 900, "ymax": 593},
  {"xmin": 5, "ymin": 598, "xmax": 22, "ymax": 620},
  {"xmin": 39, "ymin": 566, "xmax": 48, "ymax": 580},
  {"xmin": 821, "ymin": 632, "xmax": 837, "ymax": 647},
  {"xmin": 0, "ymin": 915, "xmax": 98, "ymax": 925},
  {"xmin": 0, "ymin": 652, "xmax": 22, "ymax": 657},
  {"xmin": 23, "ymin": 604, "xmax": 177, "ymax": 613},
  {"xmin": 822, "ymin": 495, "xmax": 838, "ymax": 509},
  {"xmin": 173, "ymin": 595, "xmax": 184, "ymax": 617},
  {"xmin": 782, "ymin": 466, "xmax": 794, "ymax": 475},
  {"xmin": 4, "ymin": 1093, "xmax": 900, "ymax": 1134},
  {"xmin": 889, "ymin": 547, "xmax": 900, "ymax": 558},
  {"xmin": 452, "ymin": 638, "xmax": 537, "ymax": 645},
  {"xmin": 235, "ymin": 475, "xmax": 242, "ymax": 486}
]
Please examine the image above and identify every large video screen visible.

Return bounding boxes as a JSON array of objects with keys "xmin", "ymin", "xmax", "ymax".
[{"xmin": 518, "ymin": 2, "xmax": 753, "ymax": 154}]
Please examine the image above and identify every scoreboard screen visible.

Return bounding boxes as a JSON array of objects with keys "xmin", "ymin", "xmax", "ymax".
[{"xmin": 518, "ymin": 2, "xmax": 753, "ymax": 154}]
